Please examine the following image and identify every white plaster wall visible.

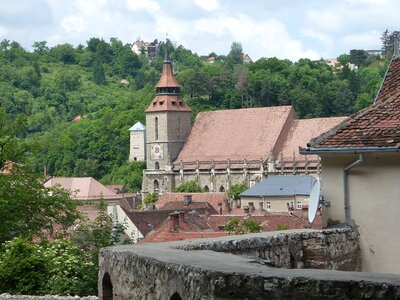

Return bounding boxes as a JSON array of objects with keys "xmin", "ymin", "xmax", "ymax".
[
  {"xmin": 321, "ymin": 153, "xmax": 400, "ymax": 274},
  {"xmin": 107, "ymin": 205, "xmax": 143, "ymax": 243}
]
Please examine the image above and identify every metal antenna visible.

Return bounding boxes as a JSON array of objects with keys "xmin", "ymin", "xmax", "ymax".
[{"xmin": 165, "ymin": 32, "xmax": 169, "ymax": 61}]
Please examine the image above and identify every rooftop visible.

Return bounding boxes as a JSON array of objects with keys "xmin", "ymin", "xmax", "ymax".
[
  {"xmin": 306, "ymin": 57, "xmax": 400, "ymax": 150},
  {"xmin": 240, "ymin": 175, "xmax": 316, "ymax": 197}
]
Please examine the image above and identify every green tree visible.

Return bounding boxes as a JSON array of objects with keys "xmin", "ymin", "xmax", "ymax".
[
  {"xmin": 224, "ymin": 218, "xmax": 261, "ymax": 234},
  {"xmin": 144, "ymin": 192, "xmax": 159, "ymax": 205},
  {"xmin": 173, "ymin": 180, "xmax": 204, "ymax": 192},
  {"xmin": 92, "ymin": 62, "xmax": 106, "ymax": 85},
  {"xmin": 227, "ymin": 183, "xmax": 248, "ymax": 200},
  {"xmin": 226, "ymin": 42, "xmax": 243, "ymax": 66}
]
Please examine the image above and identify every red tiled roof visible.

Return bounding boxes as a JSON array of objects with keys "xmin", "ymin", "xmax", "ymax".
[
  {"xmin": 122, "ymin": 208, "xmax": 174, "ymax": 236},
  {"xmin": 159, "ymin": 201, "xmax": 216, "ymax": 213},
  {"xmin": 176, "ymin": 106, "xmax": 295, "ymax": 162},
  {"xmin": 156, "ymin": 61, "xmax": 180, "ymax": 88},
  {"xmin": 207, "ymin": 212, "xmax": 322, "ymax": 232},
  {"xmin": 279, "ymin": 117, "xmax": 347, "ymax": 160},
  {"xmin": 142, "ymin": 211, "xmax": 322, "ymax": 243},
  {"xmin": 44, "ymin": 177, "xmax": 123, "ymax": 201},
  {"xmin": 308, "ymin": 57, "xmax": 400, "ymax": 149},
  {"xmin": 155, "ymin": 192, "xmax": 228, "ymax": 211}
]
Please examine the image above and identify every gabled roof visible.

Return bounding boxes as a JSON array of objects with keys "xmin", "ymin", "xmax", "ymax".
[
  {"xmin": 240, "ymin": 175, "xmax": 316, "ymax": 197},
  {"xmin": 122, "ymin": 208, "xmax": 174, "ymax": 237},
  {"xmin": 128, "ymin": 121, "xmax": 146, "ymax": 131},
  {"xmin": 176, "ymin": 106, "xmax": 295, "ymax": 162},
  {"xmin": 155, "ymin": 192, "xmax": 228, "ymax": 212},
  {"xmin": 306, "ymin": 57, "xmax": 400, "ymax": 150},
  {"xmin": 44, "ymin": 177, "xmax": 123, "ymax": 201}
]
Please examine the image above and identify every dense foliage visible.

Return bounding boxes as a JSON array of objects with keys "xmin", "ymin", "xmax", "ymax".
[
  {"xmin": 0, "ymin": 34, "xmax": 393, "ymax": 190},
  {"xmin": 227, "ymin": 183, "xmax": 248, "ymax": 200},
  {"xmin": 173, "ymin": 180, "xmax": 204, "ymax": 193},
  {"xmin": 224, "ymin": 218, "xmax": 262, "ymax": 234}
]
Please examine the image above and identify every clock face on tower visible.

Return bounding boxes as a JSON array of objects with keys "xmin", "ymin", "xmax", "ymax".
[{"xmin": 151, "ymin": 143, "xmax": 163, "ymax": 160}]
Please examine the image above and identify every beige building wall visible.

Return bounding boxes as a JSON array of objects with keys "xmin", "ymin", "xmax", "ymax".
[
  {"xmin": 241, "ymin": 195, "xmax": 309, "ymax": 212},
  {"xmin": 321, "ymin": 153, "xmax": 400, "ymax": 274}
]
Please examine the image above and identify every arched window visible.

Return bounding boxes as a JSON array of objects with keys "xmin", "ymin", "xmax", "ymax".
[
  {"xmin": 219, "ymin": 186, "xmax": 225, "ymax": 192},
  {"xmin": 154, "ymin": 179, "xmax": 159, "ymax": 192},
  {"xmin": 204, "ymin": 185, "xmax": 209, "ymax": 192},
  {"xmin": 155, "ymin": 117, "xmax": 158, "ymax": 140},
  {"xmin": 155, "ymin": 162, "xmax": 160, "ymax": 170},
  {"xmin": 102, "ymin": 273, "xmax": 113, "ymax": 300},
  {"xmin": 170, "ymin": 292, "xmax": 182, "ymax": 300}
]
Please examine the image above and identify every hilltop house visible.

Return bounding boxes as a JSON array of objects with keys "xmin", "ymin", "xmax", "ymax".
[
  {"xmin": 131, "ymin": 39, "xmax": 159, "ymax": 59},
  {"xmin": 301, "ymin": 44, "xmax": 400, "ymax": 274}
]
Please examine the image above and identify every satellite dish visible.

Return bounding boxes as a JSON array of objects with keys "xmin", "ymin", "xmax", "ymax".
[{"xmin": 308, "ymin": 179, "xmax": 321, "ymax": 223}]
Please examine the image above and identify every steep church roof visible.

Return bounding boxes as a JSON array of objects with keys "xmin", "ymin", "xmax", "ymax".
[
  {"xmin": 278, "ymin": 117, "xmax": 348, "ymax": 161},
  {"xmin": 305, "ymin": 57, "xmax": 400, "ymax": 150},
  {"xmin": 145, "ymin": 59, "xmax": 191, "ymax": 113},
  {"xmin": 156, "ymin": 60, "xmax": 181, "ymax": 88},
  {"xmin": 176, "ymin": 106, "xmax": 295, "ymax": 162}
]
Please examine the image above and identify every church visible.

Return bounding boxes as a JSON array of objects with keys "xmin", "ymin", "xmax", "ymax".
[{"xmin": 129, "ymin": 58, "xmax": 347, "ymax": 196}]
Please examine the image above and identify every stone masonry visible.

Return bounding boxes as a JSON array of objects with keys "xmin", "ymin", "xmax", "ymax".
[{"xmin": 99, "ymin": 228, "xmax": 400, "ymax": 299}]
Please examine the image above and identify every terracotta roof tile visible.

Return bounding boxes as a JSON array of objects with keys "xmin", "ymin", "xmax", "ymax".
[
  {"xmin": 44, "ymin": 177, "xmax": 123, "ymax": 201},
  {"xmin": 155, "ymin": 192, "xmax": 228, "ymax": 211},
  {"xmin": 308, "ymin": 57, "xmax": 400, "ymax": 149},
  {"xmin": 145, "ymin": 95, "xmax": 191, "ymax": 112},
  {"xmin": 176, "ymin": 106, "xmax": 295, "ymax": 162},
  {"xmin": 279, "ymin": 117, "xmax": 347, "ymax": 160},
  {"xmin": 156, "ymin": 61, "xmax": 180, "ymax": 88}
]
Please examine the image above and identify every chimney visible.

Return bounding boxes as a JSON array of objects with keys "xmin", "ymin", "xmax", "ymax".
[
  {"xmin": 204, "ymin": 206, "xmax": 210, "ymax": 217},
  {"xmin": 244, "ymin": 206, "xmax": 250, "ymax": 215},
  {"xmin": 248, "ymin": 202, "xmax": 255, "ymax": 213},
  {"xmin": 224, "ymin": 200, "xmax": 231, "ymax": 213},
  {"xmin": 218, "ymin": 203, "xmax": 223, "ymax": 215},
  {"xmin": 179, "ymin": 211, "xmax": 185, "ymax": 223},
  {"xmin": 183, "ymin": 195, "xmax": 192, "ymax": 206},
  {"xmin": 169, "ymin": 211, "xmax": 179, "ymax": 230},
  {"xmin": 395, "ymin": 34, "xmax": 400, "ymax": 58}
]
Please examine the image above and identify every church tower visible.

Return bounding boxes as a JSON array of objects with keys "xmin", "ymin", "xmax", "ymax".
[{"xmin": 142, "ymin": 57, "xmax": 191, "ymax": 195}]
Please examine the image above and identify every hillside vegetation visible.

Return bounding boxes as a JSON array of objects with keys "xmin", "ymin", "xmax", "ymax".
[{"xmin": 0, "ymin": 37, "xmax": 392, "ymax": 190}]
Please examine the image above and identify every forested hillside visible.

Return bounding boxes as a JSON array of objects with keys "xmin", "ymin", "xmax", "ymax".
[{"xmin": 0, "ymin": 36, "xmax": 392, "ymax": 191}]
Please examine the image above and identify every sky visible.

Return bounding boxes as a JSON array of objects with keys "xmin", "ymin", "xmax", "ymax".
[{"xmin": 0, "ymin": 0, "xmax": 398, "ymax": 61}]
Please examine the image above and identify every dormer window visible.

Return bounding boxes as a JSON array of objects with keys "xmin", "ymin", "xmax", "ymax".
[
  {"xmin": 172, "ymin": 101, "xmax": 176, "ymax": 105},
  {"xmin": 159, "ymin": 101, "xmax": 164, "ymax": 105},
  {"xmin": 153, "ymin": 102, "xmax": 156, "ymax": 105}
]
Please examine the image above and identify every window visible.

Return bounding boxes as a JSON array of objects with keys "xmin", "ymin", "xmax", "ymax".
[
  {"xmin": 266, "ymin": 202, "xmax": 271, "ymax": 211},
  {"xmin": 219, "ymin": 186, "xmax": 225, "ymax": 192},
  {"xmin": 155, "ymin": 162, "xmax": 160, "ymax": 170},
  {"xmin": 259, "ymin": 202, "xmax": 263, "ymax": 211},
  {"xmin": 154, "ymin": 180, "xmax": 159, "ymax": 192},
  {"xmin": 204, "ymin": 185, "xmax": 209, "ymax": 192},
  {"xmin": 155, "ymin": 117, "xmax": 158, "ymax": 140},
  {"xmin": 296, "ymin": 200, "xmax": 302, "ymax": 210},
  {"xmin": 102, "ymin": 273, "xmax": 113, "ymax": 300}
]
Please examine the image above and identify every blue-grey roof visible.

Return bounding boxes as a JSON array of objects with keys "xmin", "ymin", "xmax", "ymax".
[
  {"xmin": 240, "ymin": 175, "xmax": 316, "ymax": 197},
  {"xmin": 129, "ymin": 121, "xmax": 146, "ymax": 131}
]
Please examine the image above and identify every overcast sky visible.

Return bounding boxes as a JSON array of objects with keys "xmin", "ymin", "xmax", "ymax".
[{"xmin": 0, "ymin": 0, "xmax": 398, "ymax": 61}]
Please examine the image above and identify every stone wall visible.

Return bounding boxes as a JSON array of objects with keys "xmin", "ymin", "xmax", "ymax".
[
  {"xmin": 0, "ymin": 295, "xmax": 97, "ymax": 300},
  {"xmin": 98, "ymin": 228, "xmax": 400, "ymax": 300}
]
